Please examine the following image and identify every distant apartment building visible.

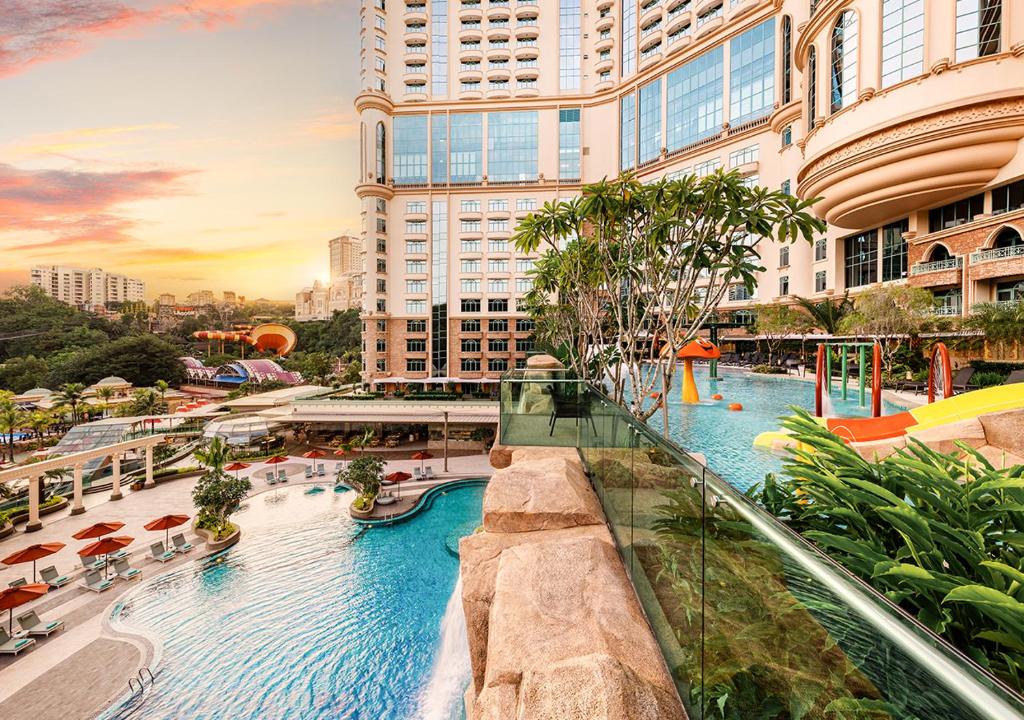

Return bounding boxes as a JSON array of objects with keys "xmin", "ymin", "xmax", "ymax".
[
  {"xmin": 186, "ymin": 290, "xmax": 216, "ymax": 307},
  {"xmin": 30, "ymin": 265, "xmax": 145, "ymax": 311},
  {"xmin": 354, "ymin": 0, "xmax": 1024, "ymax": 384},
  {"xmin": 223, "ymin": 291, "xmax": 238, "ymax": 304},
  {"xmin": 295, "ymin": 235, "xmax": 365, "ymax": 321},
  {"xmin": 157, "ymin": 293, "xmax": 176, "ymax": 306}
]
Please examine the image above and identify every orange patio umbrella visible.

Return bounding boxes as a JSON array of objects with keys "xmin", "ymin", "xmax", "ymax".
[
  {"xmin": 144, "ymin": 514, "xmax": 190, "ymax": 548},
  {"xmin": 78, "ymin": 536, "xmax": 133, "ymax": 579},
  {"xmin": 0, "ymin": 583, "xmax": 49, "ymax": 634},
  {"xmin": 72, "ymin": 521, "xmax": 125, "ymax": 540},
  {"xmin": 385, "ymin": 471, "xmax": 412, "ymax": 499},
  {"xmin": 265, "ymin": 455, "xmax": 288, "ymax": 465},
  {"xmin": 2, "ymin": 543, "xmax": 65, "ymax": 583},
  {"xmin": 411, "ymin": 450, "xmax": 433, "ymax": 475},
  {"xmin": 225, "ymin": 461, "xmax": 250, "ymax": 479},
  {"xmin": 302, "ymin": 449, "xmax": 327, "ymax": 463}
]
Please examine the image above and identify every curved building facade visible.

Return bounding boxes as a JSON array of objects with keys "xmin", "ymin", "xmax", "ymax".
[{"xmin": 355, "ymin": 0, "xmax": 1024, "ymax": 382}]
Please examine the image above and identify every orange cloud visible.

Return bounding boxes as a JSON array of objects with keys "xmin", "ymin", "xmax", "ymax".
[
  {"xmin": 7, "ymin": 123, "xmax": 178, "ymax": 157},
  {"xmin": 301, "ymin": 110, "xmax": 360, "ymax": 141}
]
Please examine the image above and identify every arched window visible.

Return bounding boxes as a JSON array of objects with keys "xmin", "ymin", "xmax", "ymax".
[
  {"xmin": 928, "ymin": 243, "xmax": 952, "ymax": 262},
  {"xmin": 993, "ymin": 227, "xmax": 1024, "ymax": 249},
  {"xmin": 375, "ymin": 122, "xmax": 386, "ymax": 184},
  {"xmin": 807, "ymin": 46, "xmax": 817, "ymax": 130},
  {"xmin": 830, "ymin": 10, "xmax": 858, "ymax": 113},
  {"xmin": 781, "ymin": 16, "xmax": 793, "ymax": 104}
]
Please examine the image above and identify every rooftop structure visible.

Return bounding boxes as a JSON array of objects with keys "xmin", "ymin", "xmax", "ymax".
[{"xmin": 180, "ymin": 357, "xmax": 303, "ymax": 387}]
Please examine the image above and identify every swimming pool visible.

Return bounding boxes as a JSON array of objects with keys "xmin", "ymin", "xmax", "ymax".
[
  {"xmin": 648, "ymin": 367, "xmax": 901, "ymax": 491},
  {"xmin": 101, "ymin": 482, "xmax": 484, "ymax": 720}
]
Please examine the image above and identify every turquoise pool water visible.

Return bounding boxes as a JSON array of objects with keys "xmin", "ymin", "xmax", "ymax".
[
  {"xmin": 648, "ymin": 367, "xmax": 901, "ymax": 491},
  {"xmin": 102, "ymin": 483, "xmax": 484, "ymax": 720}
]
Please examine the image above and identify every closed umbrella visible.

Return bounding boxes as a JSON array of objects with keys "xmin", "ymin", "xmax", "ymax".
[
  {"xmin": 411, "ymin": 450, "xmax": 433, "ymax": 475},
  {"xmin": 78, "ymin": 536, "xmax": 133, "ymax": 579},
  {"xmin": 144, "ymin": 514, "xmax": 190, "ymax": 549},
  {"xmin": 2, "ymin": 543, "xmax": 65, "ymax": 583},
  {"xmin": 0, "ymin": 584, "xmax": 48, "ymax": 634},
  {"xmin": 72, "ymin": 521, "xmax": 125, "ymax": 540}
]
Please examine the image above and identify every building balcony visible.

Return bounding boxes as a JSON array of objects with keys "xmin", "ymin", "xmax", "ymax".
[
  {"xmin": 665, "ymin": 10, "xmax": 691, "ymax": 34},
  {"xmin": 596, "ymin": 0, "xmax": 613, "ymax": 9},
  {"xmin": 488, "ymin": 46, "xmax": 512, "ymax": 62},
  {"xmin": 594, "ymin": 57, "xmax": 614, "ymax": 74},
  {"xmin": 694, "ymin": 0, "xmax": 720, "ymax": 16},
  {"xmin": 595, "ymin": 78, "xmax": 615, "ymax": 92},
  {"xmin": 459, "ymin": 4, "xmax": 483, "ymax": 20},
  {"xmin": 458, "ymin": 68, "xmax": 483, "ymax": 83},
  {"xmin": 909, "ymin": 256, "xmax": 963, "ymax": 287},
  {"xmin": 970, "ymin": 244, "xmax": 1024, "ymax": 281},
  {"xmin": 666, "ymin": 32, "xmax": 691, "ymax": 54},
  {"xmin": 594, "ymin": 35, "xmax": 614, "ymax": 53},
  {"xmin": 514, "ymin": 85, "xmax": 539, "ymax": 97},
  {"xmin": 459, "ymin": 47, "xmax": 484, "ymax": 62},
  {"xmin": 513, "ymin": 1, "xmax": 539, "ymax": 17},
  {"xmin": 404, "ymin": 30, "xmax": 428, "ymax": 44},
  {"xmin": 459, "ymin": 89, "xmax": 484, "ymax": 100},
  {"xmin": 514, "ymin": 66, "xmax": 538, "ymax": 80},
  {"xmin": 595, "ymin": 14, "xmax": 614, "ymax": 31},
  {"xmin": 404, "ymin": 70, "xmax": 428, "ymax": 84},
  {"xmin": 639, "ymin": 31, "xmax": 662, "ymax": 52},
  {"xmin": 486, "ymin": 4, "xmax": 510, "ymax": 20},
  {"xmin": 459, "ymin": 27, "xmax": 484, "ymax": 42},
  {"xmin": 694, "ymin": 14, "xmax": 722, "ymax": 38},
  {"xmin": 639, "ymin": 49, "xmax": 662, "ymax": 70},
  {"xmin": 727, "ymin": 0, "xmax": 757, "ymax": 19},
  {"xmin": 487, "ymin": 28, "xmax": 511, "ymax": 43},
  {"xmin": 404, "ymin": 48, "xmax": 428, "ymax": 64},
  {"xmin": 513, "ymin": 44, "xmax": 538, "ymax": 60},
  {"xmin": 640, "ymin": 4, "xmax": 663, "ymax": 28},
  {"xmin": 514, "ymin": 24, "xmax": 538, "ymax": 40},
  {"xmin": 404, "ymin": 10, "xmax": 428, "ymax": 24}
]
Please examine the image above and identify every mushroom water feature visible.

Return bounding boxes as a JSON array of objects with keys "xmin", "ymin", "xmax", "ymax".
[{"xmin": 674, "ymin": 339, "xmax": 721, "ymax": 404}]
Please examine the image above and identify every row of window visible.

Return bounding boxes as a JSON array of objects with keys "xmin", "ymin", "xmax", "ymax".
[
  {"xmin": 928, "ymin": 179, "xmax": 1024, "ymax": 232},
  {"xmin": 403, "ymin": 240, "xmax": 532, "ymax": 261},
  {"xmin": 401, "ymin": 337, "xmax": 535, "ymax": 353},
  {"xmin": 392, "ymin": 318, "xmax": 535, "ymax": 333},
  {"xmin": 401, "ymin": 298, "xmax": 526, "ymax": 314},
  {"xmin": 375, "ymin": 358, "xmax": 521, "ymax": 374}
]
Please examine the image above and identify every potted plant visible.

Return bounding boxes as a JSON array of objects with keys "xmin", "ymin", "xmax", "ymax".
[{"xmin": 338, "ymin": 455, "xmax": 384, "ymax": 519}]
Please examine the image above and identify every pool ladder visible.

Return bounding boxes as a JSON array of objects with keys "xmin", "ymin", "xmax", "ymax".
[{"xmin": 128, "ymin": 667, "xmax": 154, "ymax": 696}]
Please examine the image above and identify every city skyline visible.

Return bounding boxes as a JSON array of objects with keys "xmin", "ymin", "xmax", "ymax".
[{"xmin": 0, "ymin": 0, "xmax": 362, "ymax": 300}]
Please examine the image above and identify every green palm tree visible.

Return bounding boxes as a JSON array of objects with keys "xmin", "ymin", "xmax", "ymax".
[
  {"xmin": 0, "ymin": 393, "xmax": 26, "ymax": 463},
  {"xmin": 794, "ymin": 293, "xmax": 854, "ymax": 335},
  {"xmin": 54, "ymin": 383, "xmax": 86, "ymax": 425},
  {"xmin": 195, "ymin": 437, "xmax": 230, "ymax": 476},
  {"xmin": 127, "ymin": 388, "xmax": 163, "ymax": 417},
  {"xmin": 154, "ymin": 380, "xmax": 169, "ymax": 401},
  {"xmin": 94, "ymin": 386, "xmax": 115, "ymax": 418},
  {"xmin": 26, "ymin": 411, "xmax": 53, "ymax": 449}
]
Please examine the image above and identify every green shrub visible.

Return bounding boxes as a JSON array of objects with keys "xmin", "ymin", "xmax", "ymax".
[
  {"xmin": 748, "ymin": 408, "xmax": 1024, "ymax": 692},
  {"xmin": 751, "ymin": 364, "xmax": 787, "ymax": 375},
  {"xmin": 973, "ymin": 371, "xmax": 1006, "ymax": 388}
]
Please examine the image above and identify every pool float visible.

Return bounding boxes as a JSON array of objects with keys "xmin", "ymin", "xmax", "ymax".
[
  {"xmin": 711, "ymin": 393, "xmax": 723, "ymax": 401},
  {"xmin": 728, "ymin": 403, "xmax": 743, "ymax": 411}
]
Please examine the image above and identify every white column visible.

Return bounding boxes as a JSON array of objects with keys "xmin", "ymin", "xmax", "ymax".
[
  {"xmin": 144, "ymin": 445, "xmax": 155, "ymax": 488},
  {"xmin": 70, "ymin": 464, "xmax": 85, "ymax": 516},
  {"xmin": 25, "ymin": 475, "xmax": 42, "ymax": 532},
  {"xmin": 110, "ymin": 454, "xmax": 123, "ymax": 501}
]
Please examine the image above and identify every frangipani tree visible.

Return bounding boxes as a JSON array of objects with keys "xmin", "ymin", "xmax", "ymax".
[{"xmin": 513, "ymin": 172, "xmax": 825, "ymax": 426}]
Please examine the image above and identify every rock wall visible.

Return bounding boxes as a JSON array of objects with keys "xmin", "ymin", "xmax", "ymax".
[{"xmin": 460, "ymin": 447, "xmax": 686, "ymax": 720}]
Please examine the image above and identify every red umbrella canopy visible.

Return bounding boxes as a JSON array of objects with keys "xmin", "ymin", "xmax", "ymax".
[
  {"xmin": 0, "ymin": 584, "xmax": 48, "ymax": 611},
  {"xmin": 386, "ymin": 471, "xmax": 412, "ymax": 483},
  {"xmin": 302, "ymin": 449, "xmax": 327, "ymax": 459},
  {"xmin": 224, "ymin": 462, "xmax": 251, "ymax": 472},
  {"xmin": 333, "ymin": 447, "xmax": 349, "ymax": 457},
  {"xmin": 78, "ymin": 536, "xmax": 133, "ymax": 557},
  {"xmin": 72, "ymin": 522, "xmax": 125, "ymax": 540},
  {"xmin": 411, "ymin": 451, "xmax": 434, "ymax": 461},
  {"xmin": 144, "ymin": 515, "xmax": 190, "ymax": 532},
  {"xmin": 264, "ymin": 455, "xmax": 288, "ymax": 465},
  {"xmin": 2, "ymin": 543, "xmax": 65, "ymax": 567}
]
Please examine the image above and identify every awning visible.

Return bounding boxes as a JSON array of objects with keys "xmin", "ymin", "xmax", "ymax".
[{"xmin": 279, "ymin": 412, "xmax": 498, "ymax": 425}]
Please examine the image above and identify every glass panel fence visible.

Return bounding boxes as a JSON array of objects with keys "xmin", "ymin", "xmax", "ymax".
[{"xmin": 498, "ymin": 372, "xmax": 1024, "ymax": 720}]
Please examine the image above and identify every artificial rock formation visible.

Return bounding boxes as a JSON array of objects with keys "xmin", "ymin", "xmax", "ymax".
[{"xmin": 461, "ymin": 446, "xmax": 686, "ymax": 720}]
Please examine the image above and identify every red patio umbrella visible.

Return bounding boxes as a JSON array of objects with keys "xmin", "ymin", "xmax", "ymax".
[
  {"xmin": 411, "ymin": 450, "xmax": 434, "ymax": 475},
  {"xmin": 78, "ymin": 536, "xmax": 133, "ymax": 579},
  {"xmin": 2, "ymin": 542, "xmax": 66, "ymax": 583},
  {"xmin": 385, "ymin": 471, "xmax": 412, "ymax": 499},
  {"xmin": 0, "ymin": 583, "xmax": 48, "ymax": 634},
  {"xmin": 302, "ymin": 449, "xmax": 327, "ymax": 459},
  {"xmin": 225, "ymin": 461, "xmax": 250, "ymax": 479},
  {"xmin": 144, "ymin": 514, "xmax": 190, "ymax": 549},
  {"xmin": 72, "ymin": 521, "xmax": 125, "ymax": 540},
  {"xmin": 265, "ymin": 455, "xmax": 288, "ymax": 465}
]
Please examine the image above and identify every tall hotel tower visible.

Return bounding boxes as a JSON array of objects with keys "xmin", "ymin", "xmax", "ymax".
[{"xmin": 355, "ymin": 0, "xmax": 1024, "ymax": 385}]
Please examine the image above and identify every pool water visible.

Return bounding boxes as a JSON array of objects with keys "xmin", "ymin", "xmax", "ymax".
[
  {"xmin": 102, "ymin": 483, "xmax": 484, "ymax": 720},
  {"xmin": 647, "ymin": 367, "xmax": 901, "ymax": 491}
]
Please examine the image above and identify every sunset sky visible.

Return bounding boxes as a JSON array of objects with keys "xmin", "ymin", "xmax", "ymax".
[{"xmin": 0, "ymin": 0, "xmax": 361, "ymax": 301}]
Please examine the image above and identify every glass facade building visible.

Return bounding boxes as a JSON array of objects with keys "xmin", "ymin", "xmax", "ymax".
[{"xmin": 487, "ymin": 112, "xmax": 538, "ymax": 182}]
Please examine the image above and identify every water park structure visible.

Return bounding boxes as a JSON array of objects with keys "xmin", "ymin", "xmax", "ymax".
[{"xmin": 191, "ymin": 323, "xmax": 297, "ymax": 358}]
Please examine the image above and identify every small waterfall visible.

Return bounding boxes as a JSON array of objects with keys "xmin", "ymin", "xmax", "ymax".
[
  {"xmin": 417, "ymin": 578, "xmax": 471, "ymax": 720},
  {"xmin": 821, "ymin": 388, "xmax": 836, "ymax": 418}
]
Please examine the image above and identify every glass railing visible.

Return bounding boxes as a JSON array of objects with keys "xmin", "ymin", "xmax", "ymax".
[{"xmin": 499, "ymin": 370, "xmax": 1024, "ymax": 720}]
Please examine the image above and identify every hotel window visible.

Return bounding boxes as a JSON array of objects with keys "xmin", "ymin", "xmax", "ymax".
[
  {"xmin": 488, "ymin": 219, "xmax": 509, "ymax": 232},
  {"xmin": 407, "ymin": 359, "xmax": 426, "ymax": 372},
  {"xmin": 406, "ymin": 220, "xmax": 426, "ymax": 233},
  {"xmin": 461, "ymin": 239, "xmax": 481, "ymax": 252},
  {"xmin": 407, "ymin": 339, "xmax": 427, "ymax": 352},
  {"xmin": 778, "ymin": 276, "xmax": 790, "ymax": 296},
  {"xmin": 462, "ymin": 319, "xmax": 481, "ymax": 332},
  {"xmin": 666, "ymin": 46, "xmax": 724, "ymax": 152},
  {"xmin": 928, "ymin": 194, "xmax": 984, "ymax": 232},
  {"xmin": 461, "ymin": 279, "xmax": 481, "ymax": 293},
  {"xmin": 781, "ymin": 125, "xmax": 792, "ymax": 148},
  {"xmin": 559, "ymin": 109, "xmax": 581, "ymax": 180},
  {"xmin": 462, "ymin": 339, "xmax": 481, "ymax": 352},
  {"xmin": 694, "ymin": 158, "xmax": 721, "ymax": 177},
  {"xmin": 488, "ymin": 319, "xmax": 508, "ymax": 332},
  {"xmin": 406, "ymin": 240, "xmax": 426, "ymax": 253},
  {"xmin": 461, "ymin": 259, "xmax": 481, "ymax": 272},
  {"xmin": 781, "ymin": 180, "xmax": 792, "ymax": 195},
  {"xmin": 375, "ymin": 14, "xmax": 386, "ymax": 30},
  {"xmin": 406, "ymin": 259, "xmax": 427, "ymax": 273},
  {"xmin": 807, "ymin": 47, "xmax": 817, "ymax": 129},
  {"xmin": 560, "ymin": 0, "xmax": 581, "ymax": 90},
  {"xmin": 515, "ymin": 278, "xmax": 532, "ymax": 293},
  {"xmin": 378, "ymin": 279, "xmax": 388, "ymax": 293},
  {"xmin": 622, "ymin": 0, "xmax": 637, "ymax": 76},
  {"xmin": 516, "ymin": 198, "xmax": 537, "ymax": 212},
  {"xmin": 461, "ymin": 358, "xmax": 482, "ymax": 372},
  {"xmin": 638, "ymin": 80, "xmax": 662, "ymax": 165},
  {"xmin": 934, "ymin": 289, "xmax": 963, "ymax": 315},
  {"xmin": 488, "ymin": 338, "xmax": 509, "ymax": 352},
  {"xmin": 393, "ymin": 115, "xmax": 429, "ymax": 184},
  {"xmin": 781, "ymin": 16, "xmax": 793, "ymax": 104},
  {"xmin": 779, "ymin": 246, "xmax": 790, "ymax": 268},
  {"xmin": 430, "ymin": 114, "xmax": 447, "ymax": 183},
  {"xmin": 460, "ymin": 81, "xmax": 481, "ymax": 92},
  {"xmin": 488, "ymin": 359, "xmax": 509, "ymax": 372},
  {"xmin": 461, "ymin": 199, "xmax": 481, "ymax": 213},
  {"xmin": 488, "ymin": 238, "xmax": 509, "ymax": 253},
  {"xmin": 376, "ymin": 320, "xmax": 386, "ymax": 332},
  {"xmin": 515, "ymin": 318, "xmax": 534, "ymax": 332},
  {"xmin": 844, "ymin": 230, "xmax": 878, "ymax": 288},
  {"xmin": 516, "ymin": 297, "xmax": 529, "ymax": 312},
  {"xmin": 406, "ymin": 201, "xmax": 426, "ymax": 213},
  {"xmin": 996, "ymin": 280, "xmax": 1024, "ymax": 304},
  {"xmin": 377, "ymin": 236, "xmax": 387, "ymax": 252},
  {"xmin": 814, "ymin": 237, "xmax": 827, "ymax": 261},
  {"xmin": 376, "ymin": 359, "xmax": 387, "ymax": 372},
  {"xmin": 487, "ymin": 111, "xmax": 538, "ymax": 182},
  {"xmin": 881, "ymin": 218, "xmax": 909, "ymax": 282},
  {"xmin": 375, "ymin": 122, "xmax": 387, "ymax": 183},
  {"xmin": 461, "ymin": 220, "xmax": 481, "ymax": 233},
  {"xmin": 488, "ymin": 279, "xmax": 509, "ymax": 293},
  {"xmin": 815, "ymin": 270, "xmax": 827, "ymax": 293},
  {"xmin": 515, "ymin": 338, "xmax": 535, "ymax": 352},
  {"xmin": 431, "ymin": 0, "xmax": 448, "ymax": 94},
  {"xmin": 377, "ymin": 258, "xmax": 387, "ymax": 272},
  {"xmin": 830, "ymin": 11, "xmax": 858, "ymax": 113},
  {"xmin": 376, "ymin": 218, "xmax": 387, "ymax": 233},
  {"xmin": 407, "ymin": 279, "xmax": 427, "ymax": 293},
  {"xmin": 881, "ymin": 0, "xmax": 924, "ymax": 87},
  {"xmin": 377, "ymin": 299, "xmax": 388, "ymax": 312},
  {"xmin": 515, "ymin": 259, "xmax": 534, "ymax": 273},
  {"xmin": 992, "ymin": 179, "xmax": 1024, "ymax": 215},
  {"xmin": 450, "ymin": 113, "xmax": 483, "ymax": 183},
  {"xmin": 488, "ymin": 299, "xmax": 508, "ymax": 312},
  {"xmin": 620, "ymin": 93, "xmax": 636, "ymax": 171},
  {"xmin": 376, "ymin": 339, "xmax": 387, "ymax": 352},
  {"xmin": 729, "ymin": 145, "xmax": 759, "ymax": 168},
  {"xmin": 488, "ymin": 259, "xmax": 508, "ymax": 272},
  {"xmin": 488, "ymin": 199, "xmax": 508, "ymax": 212},
  {"xmin": 955, "ymin": 0, "xmax": 1001, "ymax": 62},
  {"xmin": 730, "ymin": 19, "xmax": 775, "ymax": 126},
  {"xmin": 461, "ymin": 299, "xmax": 481, "ymax": 312},
  {"xmin": 376, "ymin": 198, "xmax": 387, "ymax": 213},
  {"xmin": 407, "ymin": 320, "xmax": 427, "ymax": 332}
]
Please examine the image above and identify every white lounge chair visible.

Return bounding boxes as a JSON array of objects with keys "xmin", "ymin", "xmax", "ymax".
[
  {"xmin": 80, "ymin": 556, "xmax": 105, "ymax": 572},
  {"xmin": 317, "ymin": 463, "xmax": 326, "ymax": 477},
  {"xmin": 413, "ymin": 467, "xmax": 423, "ymax": 480},
  {"xmin": 79, "ymin": 570, "xmax": 113, "ymax": 593},
  {"xmin": 425, "ymin": 465, "xmax": 435, "ymax": 479},
  {"xmin": 39, "ymin": 566, "xmax": 70, "ymax": 589},
  {"xmin": 150, "ymin": 542, "xmax": 175, "ymax": 563},
  {"xmin": 112, "ymin": 558, "xmax": 141, "ymax": 581},
  {"xmin": 0, "ymin": 628, "xmax": 35, "ymax": 655},
  {"xmin": 266, "ymin": 471, "xmax": 277, "ymax": 485},
  {"xmin": 7, "ymin": 577, "xmax": 26, "ymax": 588},
  {"xmin": 16, "ymin": 610, "xmax": 64, "ymax": 637},
  {"xmin": 304, "ymin": 465, "xmax": 313, "ymax": 479},
  {"xmin": 171, "ymin": 533, "xmax": 194, "ymax": 553},
  {"xmin": 277, "ymin": 468, "xmax": 288, "ymax": 483}
]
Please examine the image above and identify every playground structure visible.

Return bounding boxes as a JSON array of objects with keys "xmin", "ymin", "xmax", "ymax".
[
  {"xmin": 676, "ymin": 339, "xmax": 721, "ymax": 404},
  {"xmin": 814, "ymin": 341, "xmax": 882, "ymax": 418},
  {"xmin": 192, "ymin": 323, "xmax": 297, "ymax": 358}
]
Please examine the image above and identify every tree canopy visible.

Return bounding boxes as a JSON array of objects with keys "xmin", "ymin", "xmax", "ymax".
[
  {"xmin": 838, "ymin": 285, "xmax": 934, "ymax": 371},
  {"xmin": 47, "ymin": 335, "xmax": 185, "ymax": 388}
]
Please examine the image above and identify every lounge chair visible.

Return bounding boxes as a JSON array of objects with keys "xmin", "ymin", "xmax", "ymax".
[
  {"xmin": 8, "ymin": 577, "xmax": 26, "ymax": 588},
  {"xmin": 266, "ymin": 471, "xmax": 277, "ymax": 485},
  {"xmin": 413, "ymin": 467, "xmax": 423, "ymax": 480},
  {"xmin": 277, "ymin": 468, "xmax": 288, "ymax": 483},
  {"xmin": 0, "ymin": 628, "xmax": 35, "ymax": 655},
  {"xmin": 304, "ymin": 465, "xmax": 313, "ymax": 479},
  {"xmin": 16, "ymin": 610, "xmax": 64, "ymax": 637},
  {"xmin": 112, "ymin": 558, "xmax": 141, "ymax": 581},
  {"xmin": 952, "ymin": 367, "xmax": 978, "ymax": 393},
  {"xmin": 171, "ymin": 533, "xmax": 194, "ymax": 553},
  {"xmin": 1004, "ymin": 369, "xmax": 1024, "ymax": 385},
  {"xmin": 79, "ymin": 570, "xmax": 113, "ymax": 593},
  {"xmin": 108, "ymin": 548, "xmax": 131, "ymax": 562},
  {"xmin": 39, "ymin": 566, "xmax": 70, "ymax": 589},
  {"xmin": 317, "ymin": 463, "xmax": 326, "ymax": 477},
  {"xmin": 81, "ymin": 556, "xmax": 105, "ymax": 572},
  {"xmin": 150, "ymin": 542, "xmax": 175, "ymax": 563},
  {"xmin": 425, "ymin": 465, "xmax": 435, "ymax": 479}
]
